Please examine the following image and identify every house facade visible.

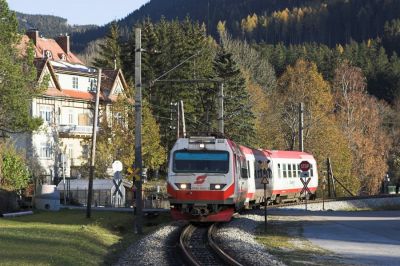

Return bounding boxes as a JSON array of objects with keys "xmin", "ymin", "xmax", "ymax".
[{"xmin": 13, "ymin": 30, "xmax": 128, "ymax": 185}]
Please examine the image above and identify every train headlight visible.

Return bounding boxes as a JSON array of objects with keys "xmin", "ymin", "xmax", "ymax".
[
  {"xmin": 210, "ymin": 184, "xmax": 226, "ymax": 190},
  {"xmin": 175, "ymin": 183, "xmax": 191, "ymax": 190}
]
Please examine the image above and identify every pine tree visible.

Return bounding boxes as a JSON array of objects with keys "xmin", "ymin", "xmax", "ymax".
[
  {"xmin": 213, "ymin": 48, "xmax": 255, "ymax": 146},
  {"xmin": 93, "ymin": 21, "xmax": 122, "ymax": 69}
]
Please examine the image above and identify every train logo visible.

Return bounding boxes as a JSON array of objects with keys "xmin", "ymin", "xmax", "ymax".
[{"xmin": 194, "ymin": 175, "xmax": 207, "ymax": 184}]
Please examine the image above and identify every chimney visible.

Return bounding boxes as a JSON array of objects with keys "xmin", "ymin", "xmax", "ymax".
[
  {"xmin": 56, "ymin": 34, "xmax": 70, "ymax": 54},
  {"xmin": 26, "ymin": 29, "xmax": 39, "ymax": 45}
]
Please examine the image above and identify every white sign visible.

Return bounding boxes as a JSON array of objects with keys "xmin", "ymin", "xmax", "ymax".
[
  {"xmin": 261, "ymin": 177, "xmax": 269, "ymax": 184},
  {"xmin": 300, "ymin": 171, "xmax": 310, "ymax": 178},
  {"xmin": 112, "ymin": 160, "xmax": 123, "ymax": 172}
]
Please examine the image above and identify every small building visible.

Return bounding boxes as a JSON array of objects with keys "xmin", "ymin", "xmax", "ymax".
[
  {"xmin": 35, "ymin": 185, "xmax": 60, "ymax": 211},
  {"xmin": 57, "ymin": 179, "xmax": 131, "ymax": 207}
]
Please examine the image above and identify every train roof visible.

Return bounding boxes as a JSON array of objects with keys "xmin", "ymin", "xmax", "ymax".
[{"xmin": 239, "ymin": 145, "xmax": 314, "ymax": 159}]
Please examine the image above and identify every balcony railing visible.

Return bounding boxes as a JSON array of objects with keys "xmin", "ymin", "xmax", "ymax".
[{"xmin": 58, "ymin": 125, "xmax": 99, "ymax": 135}]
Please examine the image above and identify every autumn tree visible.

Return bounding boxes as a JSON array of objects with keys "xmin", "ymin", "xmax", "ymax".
[
  {"xmin": 80, "ymin": 94, "xmax": 165, "ymax": 179},
  {"xmin": 275, "ymin": 59, "xmax": 356, "ymax": 195},
  {"xmin": 333, "ymin": 61, "xmax": 391, "ymax": 195}
]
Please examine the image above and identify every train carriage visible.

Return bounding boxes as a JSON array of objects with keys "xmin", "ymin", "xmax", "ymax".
[{"xmin": 167, "ymin": 136, "xmax": 318, "ymax": 222}]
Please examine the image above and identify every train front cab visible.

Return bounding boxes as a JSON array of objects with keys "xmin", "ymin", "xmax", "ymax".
[{"xmin": 167, "ymin": 137, "xmax": 248, "ymax": 222}]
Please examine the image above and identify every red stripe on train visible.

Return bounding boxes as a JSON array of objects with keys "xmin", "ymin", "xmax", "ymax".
[
  {"xmin": 167, "ymin": 183, "xmax": 235, "ymax": 201},
  {"xmin": 246, "ymin": 192, "xmax": 254, "ymax": 199},
  {"xmin": 271, "ymin": 187, "xmax": 317, "ymax": 194}
]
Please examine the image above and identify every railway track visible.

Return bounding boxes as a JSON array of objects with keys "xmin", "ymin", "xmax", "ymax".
[
  {"xmin": 179, "ymin": 223, "xmax": 243, "ymax": 266},
  {"xmin": 266, "ymin": 193, "xmax": 400, "ymax": 209}
]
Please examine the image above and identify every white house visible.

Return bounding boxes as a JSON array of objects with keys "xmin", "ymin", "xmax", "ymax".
[{"xmin": 13, "ymin": 30, "xmax": 129, "ymax": 184}]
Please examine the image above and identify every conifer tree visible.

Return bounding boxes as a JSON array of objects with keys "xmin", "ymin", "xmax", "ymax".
[
  {"xmin": 93, "ymin": 21, "xmax": 121, "ymax": 69},
  {"xmin": 213, "ymin": 48, "xmax": 255, "ymax": 146}
]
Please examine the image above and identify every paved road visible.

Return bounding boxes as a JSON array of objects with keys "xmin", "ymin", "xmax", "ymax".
[{"xmin": 272, "ymin": 210, "xmax": 400, "ymax": 265}]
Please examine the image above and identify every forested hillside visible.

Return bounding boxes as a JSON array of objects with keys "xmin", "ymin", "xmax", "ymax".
[
  {"xmin": 11, "ymin": 0, "xmax": 400, "ymax": 194},
  {"xmin": 16, "ymin": 12, "xmax": 98, "ymax": 38},
  {"xmin": 68, "ymin": 0, "xmax": 400, "ymax": 53}
]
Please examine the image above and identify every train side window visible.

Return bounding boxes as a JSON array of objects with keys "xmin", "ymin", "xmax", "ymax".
[
  {"xmin": 283, "ymin": 164, "xmax": 287, "ymax": 178},
  {"xmin": 297, "ymin": 164, "xmax": 301, "ymax": 177},
  {"xmin": 278, "ymin": 164, "xmax": 281, "ymax": 178},
  {"xmin": 310, "ymin": 164, "xmax": 314, "ymax": 177},
  {"xmin": 292, "ymin": 164, "xmax": 297, "ymax": 177},
  {"xmin": 288, "ymin": 164, "xmax": 292, "ymax": 178}
]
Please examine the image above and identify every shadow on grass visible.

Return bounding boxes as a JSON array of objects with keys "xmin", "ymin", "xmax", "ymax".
[{"xmin": 1, "ymin": 209, "xmax": 172, "ymax": 265}]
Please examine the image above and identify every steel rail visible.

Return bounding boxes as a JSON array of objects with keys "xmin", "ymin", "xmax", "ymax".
[{"xmin": 179, "ymin": 224, "xmax": 201, "ymax": 266}]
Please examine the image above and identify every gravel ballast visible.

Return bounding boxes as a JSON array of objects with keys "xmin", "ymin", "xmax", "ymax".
[{"xmin": 213, "ymin": 212, "xmax": 285, "ymax": 266}]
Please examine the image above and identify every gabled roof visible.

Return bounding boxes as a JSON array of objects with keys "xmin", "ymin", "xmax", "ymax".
[{"xmin": 34, "ymin": 37, "xmax": 83, "ymax": 64}]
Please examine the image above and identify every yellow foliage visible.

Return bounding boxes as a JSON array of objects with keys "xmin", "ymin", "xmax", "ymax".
[
  {"xmin": 217, "ymin": 20, "xmax": 226, "ymax": 34},
  {"xmin": 241, "ymin": 13, "xmax": 258, "ymax": 33}
]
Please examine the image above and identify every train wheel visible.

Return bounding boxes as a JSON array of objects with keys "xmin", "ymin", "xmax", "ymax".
[{"xmin": 275, "ymin": 195, "xmax": 281, "ymax": 205}]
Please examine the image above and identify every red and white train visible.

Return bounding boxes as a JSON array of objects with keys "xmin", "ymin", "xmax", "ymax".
[{"xmin": 167, "ymin": 136, "xmax": 318, "ymax": 222}]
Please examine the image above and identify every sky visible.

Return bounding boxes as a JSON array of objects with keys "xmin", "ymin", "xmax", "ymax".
[{"xmin": 6, "ymin": 0, "xmax": 150, "ymax": 26}]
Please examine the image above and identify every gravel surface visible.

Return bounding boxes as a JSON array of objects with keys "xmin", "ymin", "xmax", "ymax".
[
  {"xmin": 277, "ymin": 195, "xmax": 400, "ymax": 211},
  {"xmin": 115, "ymin": 221, "xmax": 186, "ymax": 266},
  {"xmin": 214, "ymin": 212, "xmax": 285, "ymax": 266},
  {"xmin": 115, "ymin": 214, "xmax": 283, "ymax": 266}
]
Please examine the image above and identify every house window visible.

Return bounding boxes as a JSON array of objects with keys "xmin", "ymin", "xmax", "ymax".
[
  {"xmin": 45, "ymin": 50, "xmax": 52, "ymax": 59},
  {"xmin": 39, "ymin": 105, "xmax": 52, "ymax": 123},
  {"xmin": 68, "ymin": 144, "xmax": 73, "ymax": 159},
  {"xmin": 89, "ymin": 78, "xmax": 97, "ymax": 91},
  {"xmin": 72, "ymin": 76, "xmax": 79, "ymax": 89},
  {"xmin": 114, "ymin": 85, "xmax": 122, "ymax": 94},
  {"xmin": 67, "ymin": 110, "xmax": 74, "ymax": 125},
  {"xmin": 78, "ymin": 113, "xmax": 90, "ymax": 126},
  {"xmin": 39, "ymin": 142, "xmax": 52, "ymax": 159}
]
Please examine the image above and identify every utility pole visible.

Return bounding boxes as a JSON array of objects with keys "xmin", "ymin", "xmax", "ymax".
[
  {"xmin": 177, "ymin": 102, "xmax": 180, "ymax": 139},
  {"xmin": 62, "ymin": 153, "xmax": 66, "ymax": 205},
  {"xmin": 86, "ymin": 68, "xmax": 102, "ymax": 218},
  {"xmin": 180, "ymin": 100, "xmax": 186, "ymax": 138},
  {"xmin": 134, "ymin": 28, "xmax": 143, "ymax": 234},
  {"xmin": 218, "ymin": 82, "xmax": 224, "ymax": 135},
  {"xmin": 299, "ymin": 102, "xmax": 304, "ymax": 152}
]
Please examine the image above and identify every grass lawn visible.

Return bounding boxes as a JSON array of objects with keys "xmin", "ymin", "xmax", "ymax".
[{"xmin": 0, "ymin": 209, "xmax": 170, "ymax": 266}]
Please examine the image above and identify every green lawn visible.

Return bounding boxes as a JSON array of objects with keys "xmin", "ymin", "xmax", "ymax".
[{"xmin": 0, "ymin": 209, "xmax": 170, "ymax": 266}]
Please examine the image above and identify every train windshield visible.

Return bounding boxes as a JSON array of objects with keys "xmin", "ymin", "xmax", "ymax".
[{"xmin": 173, "ymin": 150, "xmax": 229, "ymax": 173}]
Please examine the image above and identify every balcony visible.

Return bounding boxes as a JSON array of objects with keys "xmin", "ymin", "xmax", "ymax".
[{"xmin": 58, "ymin": 125, "xmax": 99, "ymax": 137}]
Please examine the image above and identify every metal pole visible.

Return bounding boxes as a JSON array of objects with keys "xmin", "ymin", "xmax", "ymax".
[
  {"xmin": 62, "ymin": 154, "xmax": 66, "ymax": 205},
  {"xmin": 264, "ymin": 183, "xmax": 267, "ymax": 232},
  {"xmin": 177, "ymin": 102, "xmax": 180, "ymax": 139},
  {"xmin": 218, "ymin": 82, "xmax": 224, "ymax": 135},
  {"xmin": 322, "ymin": 173, "xmax": 326, "ymax": 211},
  {"xmin": 305, "ymin": 182, "xmax": 308, "ymax": 211},
  {"xmin": 134, "ymin": 28, "xmax": 143, "ymax": 234},
  {"xmin": 86, "ymin": 68, "xmax": 102, "ymax": 218},
  {"xmin": 299, "ymin": 102, "xmax": 304, "ymax": 152},
  {"xmin": 180, "ymin": 100, "xmax": 186, "ymax": 138}
]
